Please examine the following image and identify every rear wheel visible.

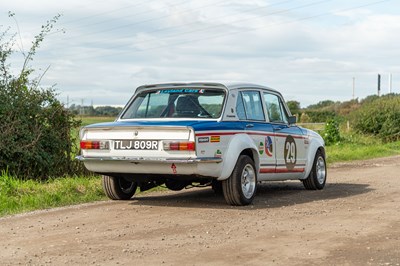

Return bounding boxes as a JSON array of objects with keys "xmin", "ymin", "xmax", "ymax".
[
  {"xmin": 222, "ymin": 155, "xmax": 257, "ymax": 206},
  {"xmin": 302, "ymin": 150, "xmax": 327, "ymax": 190},
  {"xmin": 102, "ymin": 175, "xmax": 137, "ymax": 200}
]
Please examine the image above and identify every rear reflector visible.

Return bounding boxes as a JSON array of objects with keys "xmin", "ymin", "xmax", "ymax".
[
  {"xmin": 163, "ymin": 141, "xmax": 195, "ymax": 151},
  {"xmin": 80, "ymin": 140, "xmax": 109, "ymax": 150}
]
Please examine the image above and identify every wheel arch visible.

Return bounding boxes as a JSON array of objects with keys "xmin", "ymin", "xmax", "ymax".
[
  {"xmin": 302, "ymin": 141, "xmax": 326, "ymax": 179},
  {"xmin": 218, "ymin": 134, "xmax": 259, "ymax": 180}
]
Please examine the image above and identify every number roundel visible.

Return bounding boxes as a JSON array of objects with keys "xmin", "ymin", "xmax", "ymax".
[{"xmin": 284, "ymin": 135, "xmax": 297, "ymax": 170}]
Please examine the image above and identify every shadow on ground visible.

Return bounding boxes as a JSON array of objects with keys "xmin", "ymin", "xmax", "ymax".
[{"xmin": 129, "ymin": 181, "xmax": 372, "ymax": 210}]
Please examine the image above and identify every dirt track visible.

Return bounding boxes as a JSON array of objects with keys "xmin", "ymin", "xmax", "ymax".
[{"xmin": 1, "ymin": 156, "xmax": 400, "ymax": 265}]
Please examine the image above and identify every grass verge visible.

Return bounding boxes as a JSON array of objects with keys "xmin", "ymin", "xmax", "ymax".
[
  {"xmin": 0, "ymin": 173, "xmax": 105, "ymax": 217},
  {"xmin": 326, "ymin": 132, "xmax": 400, "ymax": 164}
]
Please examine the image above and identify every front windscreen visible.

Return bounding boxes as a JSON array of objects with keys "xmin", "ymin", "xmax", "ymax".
[{"xmin": 121, "ymin": 88, "xmax": 226, "ymax": 119}]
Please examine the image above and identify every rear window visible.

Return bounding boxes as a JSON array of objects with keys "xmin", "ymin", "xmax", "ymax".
[{"xmin": 121, "ymin": 88, "xmax": 226, "ymax": 119}]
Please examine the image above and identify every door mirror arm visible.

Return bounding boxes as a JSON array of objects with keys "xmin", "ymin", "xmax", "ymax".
[{"xmin": 288, "ymin": 116, "xmax": 297, "ymax": 125}]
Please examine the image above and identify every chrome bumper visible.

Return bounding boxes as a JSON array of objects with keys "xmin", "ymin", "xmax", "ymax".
[{"xmin": 75, "ymin": 156, "xmax": 222, "ymax": 164}]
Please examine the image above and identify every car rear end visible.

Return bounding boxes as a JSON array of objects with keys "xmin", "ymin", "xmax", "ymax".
[{"xmin": 77, "ymin": 82, "xmax": 228, "ymax": 179}]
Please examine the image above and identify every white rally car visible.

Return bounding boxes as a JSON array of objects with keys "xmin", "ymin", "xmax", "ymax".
[{"xmin": 77, "ymin": 82, "xmax": 327, "ymax": 206}]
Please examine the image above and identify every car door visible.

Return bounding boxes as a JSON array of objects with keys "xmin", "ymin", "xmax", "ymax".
[
  {"xmin": 263, "ymin": 92, "xmax": 306, "ymax": 178},
  {"xmin": 236, "ymin": 90, "xmax": 276, "ymax": 178}
]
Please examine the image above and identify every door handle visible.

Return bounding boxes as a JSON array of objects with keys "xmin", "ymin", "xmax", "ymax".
[{"xmin": 246, "ymin": 124, "xmax": 254, "ymax": 128}]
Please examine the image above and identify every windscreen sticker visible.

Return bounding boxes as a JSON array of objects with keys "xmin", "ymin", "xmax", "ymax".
[
  {"xmin": 284, "ymin": 135, "xmax": 297, "ymax": 170},
  {"xmin": 157, "ymin": 89, "xmax": 205, "ymax": 94},
  {"xmin": 265, "ymin": 136, "xmax": 273, "ymax": 157}
]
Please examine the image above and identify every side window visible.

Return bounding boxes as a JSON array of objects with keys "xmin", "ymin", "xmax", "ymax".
[
  {"xmin": 263, "ymin": 93, "xmax": 288, "ymax": 123},
  {"xmin": 236, "ymin": 92, "xmax": 246, "ymax": 120},
  {"xmin": 240, "ymin": 91, "xmax": 265, "ymax": 121}
]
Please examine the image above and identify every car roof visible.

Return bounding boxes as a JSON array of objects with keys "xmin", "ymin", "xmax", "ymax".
[{"xmin": 135, "ymin": 81, "xmax": 279, "ymax": 93}]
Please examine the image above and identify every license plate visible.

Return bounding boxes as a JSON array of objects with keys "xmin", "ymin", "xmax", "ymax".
[{"xmin": 114, "ymin": 140, "xmax": 158, "ymax": 150}]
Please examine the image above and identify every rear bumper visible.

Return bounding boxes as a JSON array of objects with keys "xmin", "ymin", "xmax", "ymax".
[
  {"xmin": 76, "ymin": 156, "xmax": 223, "ymax": 178},
  {"xmin": 75, "ymin": 156, "xmax": 222, "ymax": 164}
]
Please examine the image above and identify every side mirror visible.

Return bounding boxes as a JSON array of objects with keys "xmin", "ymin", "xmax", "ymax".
[{"xmin": 288, "ymin": 116, "xmax": 297, "ymax": 125}]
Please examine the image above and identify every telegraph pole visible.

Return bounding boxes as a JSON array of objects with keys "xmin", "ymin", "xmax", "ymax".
[
  {"xmin": 352, "ymin": 77, "xmax": 355, "ymax": 100},
  {"xmin": 378, "ymin": 74, "xmax": 381, "ymax": 96}
]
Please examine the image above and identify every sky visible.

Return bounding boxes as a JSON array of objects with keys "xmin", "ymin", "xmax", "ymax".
[{"xmin": 0, "ymin": 0, "xmax": 399, "ymax": 108}]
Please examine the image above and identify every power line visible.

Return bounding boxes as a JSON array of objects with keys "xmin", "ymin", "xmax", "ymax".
[
  {"xmin": 48, "ymin": 0, "xmax": 295, "ymax": 43},
  {"xmin": 45, "ymin": 0, "xmax": 317, "ymax": 53},
  {"xmin": 54, "ymin": 0, "xmax": 190, "ymax": 39},
  {"xmin": 59, "ymin": 0, "xmax": 159, "ymax": 25},
  {"xmin": 66, "ymin": 0, "xmax": 332, "ymax": 60},
  {"xmin": 73, "ymin": 0, "xmax": 391, "ymax": 61},
  {"xmin": 70, "ymin": 0, "xmax": 298, "ymax": 48}
]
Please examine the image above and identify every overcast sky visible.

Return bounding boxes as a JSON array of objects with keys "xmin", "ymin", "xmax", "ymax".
[{"xmin": 1, "ymin": 0, "xmax": 399, "ymax": 107}]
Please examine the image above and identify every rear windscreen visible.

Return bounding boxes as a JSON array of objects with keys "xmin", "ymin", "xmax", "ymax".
[{"xmin": 121, "ymin": 88, "xmax": 226, "ymax": 119}]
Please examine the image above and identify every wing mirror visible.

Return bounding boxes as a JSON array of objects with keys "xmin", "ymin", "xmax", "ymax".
[{"xmin": 288, "ymin": 116, "xmax": 297, "ymax": 125}]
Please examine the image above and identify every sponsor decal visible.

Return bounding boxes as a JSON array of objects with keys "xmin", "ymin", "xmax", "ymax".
[
  {"xmin": 215, "ymin": 149, "xmax": 222, "ymax": 158},
  {"xmin": 284, "ymin": 135, "xmax": 297, "ymax": 170},
  {"xmin": 258, "ymin": 142, "xmax": 264, "ymax": 155},
  {"xmin": 171, "ymin": 163, "xmax": 177, "ymax": 174},
  {"xmin": 265, "ymin": 136, "xmax": 273, "ymax": 157},
  {"xmin": 198, "ymin": 137, "xmax": 209, "ymax": 143},
  {"xmin": 158, "ymin": 89, "xmax": 204, "ymax": 94},
  {"xmin": 210, "ymin": 136, "xmax": 220, "ymax": 143}
]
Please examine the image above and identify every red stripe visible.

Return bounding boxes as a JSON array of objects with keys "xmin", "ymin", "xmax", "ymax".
[
  {"xmin": 259, "ymin": 168, "xmax": 305, "ymax": 173},
  {"xmin": 196, "ymin": 131, "xmax": 306, "ymax": 139},
  {"xmin": 276, "ymin": 168, "xmax": 305, "ymax": 173},
  {"xmin": 259, "ymin": 168, "xmax": 276, "ymax": 173},
  {"xmin": 196, "ymin": 132, "xmax": 237, "ymax": 137}
]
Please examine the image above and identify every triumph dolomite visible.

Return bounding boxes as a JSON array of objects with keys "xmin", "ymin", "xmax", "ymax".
[{"xmin": 77, "ymin": 82, "xmax": 327, "ymax": 206}]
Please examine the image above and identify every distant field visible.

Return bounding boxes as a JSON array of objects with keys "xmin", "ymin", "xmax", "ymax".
[{"xmin": 79, "ymin": 116, "xmax": 115, "ymax": 126}]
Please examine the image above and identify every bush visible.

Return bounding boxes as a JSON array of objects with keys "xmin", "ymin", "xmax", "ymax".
[
  {"xmin": 351, "ymin": 94, "xmax": 400, "ymax": 142},
  {"xmin": 323, "ymin": 119, "xmax": 341, "ymax": 145},
  {"xmin": 302, "ymin": 110, "xmax": 337, "ymax": 123},
  {"xmin": 0, "ymin": 14, "xmax": 81, "ymax": 180}
]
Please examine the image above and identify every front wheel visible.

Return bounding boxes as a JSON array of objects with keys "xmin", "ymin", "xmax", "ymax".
[
  {"xmin": 302, "ymin": 150, "xmax": 327, "ymax": 190},
  {"xmin": 102, "ymin": 175, "xmax": 137, "ymax": 200},
  {"xmin": 222, "ymin": 155, "xmax": 257, "ymax": 206}
]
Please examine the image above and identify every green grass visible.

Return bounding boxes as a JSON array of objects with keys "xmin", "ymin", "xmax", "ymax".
[
  {"xmin": 0, "ymin": 172, "xmax": 106, "ymax": 217},
  {"xmin": 326, "ymin": 133, "xmax": 400, "ymax": 164}
]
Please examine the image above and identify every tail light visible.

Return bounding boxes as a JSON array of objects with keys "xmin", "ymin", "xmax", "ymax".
[
  {"xmin": 80, "ymin": 140, "xmax": 110, "ymax": 150},
  {"xmin": 163, "ymin": 141, "xmax": 195, "ymax": 151}
]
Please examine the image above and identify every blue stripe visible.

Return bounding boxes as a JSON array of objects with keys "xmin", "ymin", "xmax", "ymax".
[{"xmin": 84, "ymin": 120, "xmax": 303, "ymax": 136}]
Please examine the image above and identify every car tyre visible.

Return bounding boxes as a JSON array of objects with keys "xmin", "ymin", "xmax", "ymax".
[
  {"xmin": 302, "ymin": 150, "xmax": 327, "ymax": 190},
  {"xmin": 102, "ymin": 175, "xmax": 137, "ymax": 200},
  {"xmin": 222, "ymin": 155, "xmax": 257, "ymax": 206},
  {"xmin": 211, "ymin": 180, "xmax": 223, "ymax": 194}
]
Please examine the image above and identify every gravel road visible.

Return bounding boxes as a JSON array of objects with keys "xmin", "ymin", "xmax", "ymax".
[{"xmin": 1, "ymin": 156, "xmax": 400, "ymax": 265}]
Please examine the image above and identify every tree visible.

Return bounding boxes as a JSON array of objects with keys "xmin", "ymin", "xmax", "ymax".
[
  {"xmin": 0, "ymin": 14, "xmax": 81, "ymax": 179},
  {"xmin": 286, "ymin": 101, "xmax": 301, "ymax": 115}
]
